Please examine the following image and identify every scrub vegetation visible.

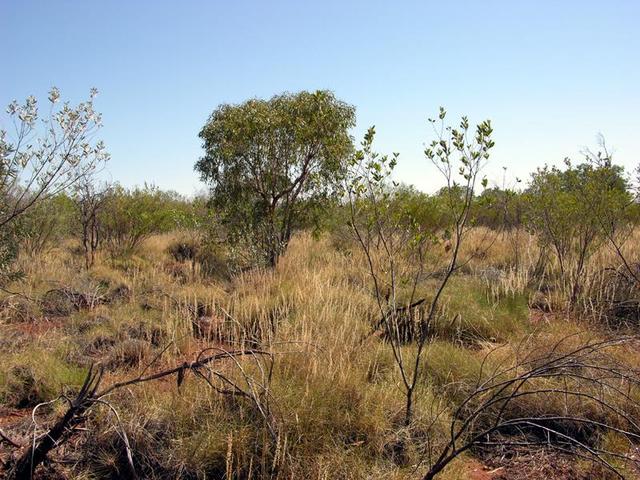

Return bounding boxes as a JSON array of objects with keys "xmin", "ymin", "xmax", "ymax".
[{"xmin": 2, "ymin": 89, "xmax": 640, "ymax": 479}]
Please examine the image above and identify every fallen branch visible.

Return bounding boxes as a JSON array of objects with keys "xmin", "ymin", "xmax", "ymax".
[
  {"xmin": 6, "ymin": 347, "xmax": 273, "ymax": 480},
  {"xmin": 0, "ymin": 428, "xmax": 21, "ymax": 448},
  {"xmin": 420, "ymin": 335, "xmax": 640, "ymax": 479}
]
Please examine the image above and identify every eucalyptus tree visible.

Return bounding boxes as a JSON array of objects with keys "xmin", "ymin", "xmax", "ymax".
[{"xmin": 196, "ymin": 90, "xmax": 355, "ymax": 266}]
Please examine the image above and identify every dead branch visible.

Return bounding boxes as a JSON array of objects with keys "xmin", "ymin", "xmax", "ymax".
[
  {"xmin": 421, "ymin": 335, "xmax": 640, "ymax": 479},
  {"xmin": 0, "ymin": 428, "xmax": 21, "ymax": 448},
  {"xmin": 8, "ymin": 364, "xmax": 103, "ymax": 480},
  {"xmin": 6, "ymin": 347, "xmax": 273, "ymax": 480}
]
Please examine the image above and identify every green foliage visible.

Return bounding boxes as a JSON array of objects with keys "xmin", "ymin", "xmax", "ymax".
[
  {"xmin": 16, "ymin": 194, "xmax": 75, "ymax": 255},
  {"xmin": 0, "ymin": 194, "xmax": 75, "ymax": 283},
  {"xmin": 101, "ymin": 184, "xmax": 187, "ymax": 256},
  {"xmin": 525, "ymin": 160, "xmax": 630, "ymax": 264},
  {"xmin": 171, "ymin": 193, "xmax": 210, "ymax": 231},
  {"xmin": 473, "ymin": 186, "xmax": 525, "ymax": 230},
  {"xmin": 524, "ymin": 155, "xmax": 632, "ymax": 308},
  {"xmin": 389, "ymin": 184, "xmax": 451, "ymax": 232},
  {"xmin": 347, "ymin": 126, "xmax": 412, "ymax": 234},
  {"xmin": 0, "ymin": 226, "xmax": 21, "ymax": 286},
  {"xmin": 196, "ymin": 90, "xmax": 356, "ymax": 266}
]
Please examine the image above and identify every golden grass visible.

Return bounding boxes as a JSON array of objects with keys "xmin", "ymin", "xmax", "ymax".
[{"xmin": 1, "ymin": 228, "xmax": 640, "ymax": 478}]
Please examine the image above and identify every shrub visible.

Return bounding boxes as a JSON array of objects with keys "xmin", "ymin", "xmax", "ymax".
[
  {"xmin": 1, "ymin": 88, "xmax": 108, "ymax": 281},
  {"xmin": 17, "ymin": 193, "xmax": 75, "ymax": 256},
  {"xmin": 0, "ymin": 226, "xmax": 20, "ymax": 286},
  {"xmin": 524, "ymin": 158, "xmax": 632, "ymax": 310},
  {"xmin": 101, "ymin": 184, "xmax": 185, "ymax": 256}
]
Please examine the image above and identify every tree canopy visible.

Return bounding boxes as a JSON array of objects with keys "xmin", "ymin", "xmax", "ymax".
[{"xmin": 196, "ymin": 90, "xmax": 356, "ymax": 265}]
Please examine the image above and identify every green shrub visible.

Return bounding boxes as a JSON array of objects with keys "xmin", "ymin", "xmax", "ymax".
[
  {"xmin": 17, "ymin": 193, "xmax": 75, "ymax": 256},
  {"xmin": 0, "ymin": 226, "xmax": 21, "ymax": 285},
  {"xmin": 524, "ymin": 159, "xmax": 632, "ymax": 308},
  {"xmin": 101, "ymin": 184, "xmax": 186, "ymax": 256}
]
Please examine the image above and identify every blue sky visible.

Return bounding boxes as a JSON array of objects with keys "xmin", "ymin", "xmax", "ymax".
[{"xmin": 2, "ymin": 1, "xmax": 639, "ymax": 194}]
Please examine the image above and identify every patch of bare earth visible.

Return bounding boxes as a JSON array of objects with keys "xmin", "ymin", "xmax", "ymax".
[
  {"xmin": 10, "ymin": 318, "xmax": 63, "ymax": 336},
  {"xmin": 484, "ymin": 448, "xmax": 630, "ymax": 480},
  {"xmin": 465, "ymin": 458, "xmax": 504, "ymax": 479}
]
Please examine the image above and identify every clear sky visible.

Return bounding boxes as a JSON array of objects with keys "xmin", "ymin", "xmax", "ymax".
[{"xmin": 2, "ymin": 1, "xmax": 639, "ymax": 194}]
